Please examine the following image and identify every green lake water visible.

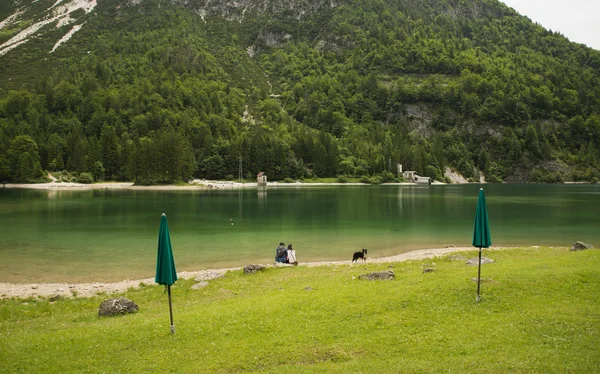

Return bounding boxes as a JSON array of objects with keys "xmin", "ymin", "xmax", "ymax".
[{"xmin": 1, "ymin": 184, "xmax": 599, "ymax": 283}]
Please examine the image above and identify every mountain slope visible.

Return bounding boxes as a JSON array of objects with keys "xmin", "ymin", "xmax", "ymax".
[{"xmin": 0, "ymin": 0, "xmax": 599, "ymax": 184}]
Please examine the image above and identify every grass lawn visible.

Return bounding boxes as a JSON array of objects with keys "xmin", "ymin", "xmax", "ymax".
[{"xmin": 0, "ymin": 247, "xmax": 598, "ymax": 373}]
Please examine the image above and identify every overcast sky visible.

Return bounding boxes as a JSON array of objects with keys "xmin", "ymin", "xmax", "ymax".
[{"xmin": 501, "ymin": 0, "xmax": 600, "ymax": 51}]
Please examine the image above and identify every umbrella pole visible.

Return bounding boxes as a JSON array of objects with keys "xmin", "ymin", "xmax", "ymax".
[
  {"xmin": 168, "ymin": 284, "xmax": 175, "ymax": 334},
  {"xmin": 476, "ymin": 247, "xmax": 482, "ymax": 302}
]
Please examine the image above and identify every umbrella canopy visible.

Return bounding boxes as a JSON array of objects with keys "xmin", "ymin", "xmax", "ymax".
[
  {"xmin": 155, "ymin": 213, "xmax": 178, "ymax": 285},
  {"xmin": 472, "ymin": 188, "xmax": 492, "ymax": 248}
]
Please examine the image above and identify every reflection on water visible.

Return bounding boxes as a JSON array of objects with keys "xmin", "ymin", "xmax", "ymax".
[
  {"xmin": 0, "ymin": 184, "xmax": 599, "ymax": 283},
  {"xmin": 257, "ymin": 187, "xmax": 267, "ymax": 199}
]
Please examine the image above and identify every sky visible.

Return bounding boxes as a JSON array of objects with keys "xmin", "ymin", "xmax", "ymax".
[{"xmin": 501, "ymin": 0, "xmax": 600, "ymax": 51}]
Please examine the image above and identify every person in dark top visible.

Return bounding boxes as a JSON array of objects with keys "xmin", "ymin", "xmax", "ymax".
[{"xmin": 275, "ymin": 242, "xmax": 287, "ymax": 263}]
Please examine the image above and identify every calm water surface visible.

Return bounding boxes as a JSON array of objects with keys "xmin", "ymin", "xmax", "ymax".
[{"xmin": 1, "ymin": 184, "xmax": 599, "ymax": 283}]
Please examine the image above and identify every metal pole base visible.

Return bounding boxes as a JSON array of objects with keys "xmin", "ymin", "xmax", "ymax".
[
  {"xmin": 476, "ymin": 247, "xmax": 482, "ymax": 303},
  {"xmin": 171, "ymin": 325, "xmax": 175, "ymax": 335}
]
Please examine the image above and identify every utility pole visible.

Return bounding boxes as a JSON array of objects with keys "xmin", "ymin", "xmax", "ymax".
[{"xmin": 239, "ymin": 156, "xmax": 243, "ymax": 183}]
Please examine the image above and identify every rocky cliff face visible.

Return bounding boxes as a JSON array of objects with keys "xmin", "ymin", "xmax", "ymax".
[
  {"xmin": 0, "ymin": 0, "xmax": 97, "ymax": 57},
  {"xmin": 0, "ymin": 0, "xmax": 340, "ymax": 58},
  {"xmin": 0, "ymin": 0, "xmax": 510, "ymax": 60},
  {"xmin": 174, "ymin": 0, "xmax": 339, "ymax": 20}
]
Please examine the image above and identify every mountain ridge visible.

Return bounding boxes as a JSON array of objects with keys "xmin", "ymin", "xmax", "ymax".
[{"xmin": 0, "ymin": 0, "xmax": 599, "ymax": 184}]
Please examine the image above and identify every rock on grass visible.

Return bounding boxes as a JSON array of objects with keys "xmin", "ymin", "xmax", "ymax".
[
  {"xmin": 570, "ymin": 241, "xmax": 593, "ymax": 251},
  {"xmin": 358, "ymin": 270, "xmax": 395, "ymax": 280}
]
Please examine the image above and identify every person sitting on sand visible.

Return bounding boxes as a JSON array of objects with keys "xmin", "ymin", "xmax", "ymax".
[
  {"xmin": 275, "ymin": 242, "xmax": 287, "ymax": 263},
  {"xmin": 287, "ymin": 244, "xmax": 298, "ymax": 265}
]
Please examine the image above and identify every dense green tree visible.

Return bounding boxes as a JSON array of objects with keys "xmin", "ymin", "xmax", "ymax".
[
  {"xmin": 47, "ymin": 133, "xmax": 67, "ymax": 171},
  {"xmin": 129, "ymin": 137, "xmax": 156, "ymax": 184},
  {"xmin": 313, "ymin": 132, "xmax": 339, "ymax": 177},
  {"xmin": 8, "ymin": 135, "xmax": 44, "ymax": 182},
  {"xmin": 201, "ymin": 154, "xmax": 225, "ymax": 179},
  {"xmin": 77, "ymin": 172, "xmax": 94, "ymax": 184},
  {"xmin": 100, "ymin": 125, "xmax": 120, "ymax": 180},
  {"xmin": 92, "ymin": 161, "xmax": 106, "ymax": 182},
  {"xmin": 0, "ymin": 155, "xmax": 11, "ymax": 182},
  {"xmin": 524, "ymin": 124, "xmax": 541, "ymax": 159},
  {"xmin": 154, "ymin": 129, "xmax": 196, "ymax": 183},
  {"xmin": 478, "ymin": 149, "xmax": 489, "ymax": 173}
]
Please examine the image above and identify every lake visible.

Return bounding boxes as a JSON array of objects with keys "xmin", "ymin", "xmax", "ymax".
[{"xmin": 1, "ymin": 184, "xmax": 599, "ymax": 283}]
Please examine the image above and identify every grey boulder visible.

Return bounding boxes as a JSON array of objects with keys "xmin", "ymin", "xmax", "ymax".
[
  {"xmin": 570, "ymin": 241, "xmax": 593, "ymax": 251},
  {"xmin": 98, "ymin": 297, "xmax": 139, "ymax": 317},
  {"xmin": 244, "ymin": 264, "xmax": 267, "ymax": 274}
]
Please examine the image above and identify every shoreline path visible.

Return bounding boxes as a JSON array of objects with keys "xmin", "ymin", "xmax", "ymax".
[{"xmin": 0, "ymin": 247, "xmax": 518, "ymax": 299}]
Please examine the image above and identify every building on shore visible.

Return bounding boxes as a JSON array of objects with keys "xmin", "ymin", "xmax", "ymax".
[
  {"xmin": 402, "ymin": 171, "xmax": 416, "ymax": 182},
  {"xmin": 402, "ymin": 170, "xmax": 431, "ymax": 185},
  {"xmin": 257, "ymin": 172, "xmax": 267, "ymax": 187},
  {"xmin": 415, "ymin": 176, "xmax": 431, "ymax": 184}
]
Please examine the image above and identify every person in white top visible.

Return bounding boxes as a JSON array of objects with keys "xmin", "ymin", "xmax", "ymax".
[{"xmin": 286, "ymin": 244, "xmax": 298, "ymax": 266}]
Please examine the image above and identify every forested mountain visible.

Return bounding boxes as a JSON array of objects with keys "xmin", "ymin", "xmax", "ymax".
[{"xmin": 1, "ymin": 0, "xmax": 599, "ymax": 184}]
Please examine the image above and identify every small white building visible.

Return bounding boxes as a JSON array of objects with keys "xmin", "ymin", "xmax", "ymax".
[
  {"xmin": 257, "ymin": 172, "xmax": 267, "ymax": 187},
  {"xmin": 402, "ymin": 171, "xmax": 416, "ymax": 182},
  {"xmin": 402, "ymin": 171, "xmax": 431, "ymax": 184}
]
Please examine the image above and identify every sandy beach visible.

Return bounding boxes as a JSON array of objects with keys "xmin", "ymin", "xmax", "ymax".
[
  {"xmin": 4, "ymin": 180, "xmax": 244, "ymax": 190},
  {"xmin": 0, "ymin": 246, "xmax": 515, "ymax": 300},
  {"xmin": 3, "ymin": 178, "xmax": 427, "ymax": 191}
]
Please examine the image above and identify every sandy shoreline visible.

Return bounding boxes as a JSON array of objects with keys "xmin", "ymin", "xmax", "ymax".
[
  {"xmin": 3, "ymin": 179, "xmax": 430, "ymax": 191},
  {"xmin": 0, "ymin": 246, "xmax": 515, "ymax": 300}
]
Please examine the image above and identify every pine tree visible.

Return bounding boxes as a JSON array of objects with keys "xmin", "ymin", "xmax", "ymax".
[
  {"xmin": 100, "ymin": 125, "xmax": 120, "ymax": 180},
  {"xmin": 8, "ymin": 135, "xmax": 45, "ymax": 182}
]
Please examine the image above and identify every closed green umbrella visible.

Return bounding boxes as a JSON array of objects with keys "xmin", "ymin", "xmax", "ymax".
[
  {"xmin": 155, "ymin": 213, "xmax": 178, "ymax": 334},
  {"xmin": 472, "ymin": 188, "xmax": 492, "ymax": 302}
]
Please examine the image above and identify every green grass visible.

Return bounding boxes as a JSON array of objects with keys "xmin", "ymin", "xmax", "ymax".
[{"xmin": 1, "ymin": 247, "xmax": 599, "ymax": 373}]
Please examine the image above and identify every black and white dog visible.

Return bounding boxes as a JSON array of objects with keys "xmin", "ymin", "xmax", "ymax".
[{"xmin": 352, "ymin": 249, "xmax": 368, "ymax": 262}]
